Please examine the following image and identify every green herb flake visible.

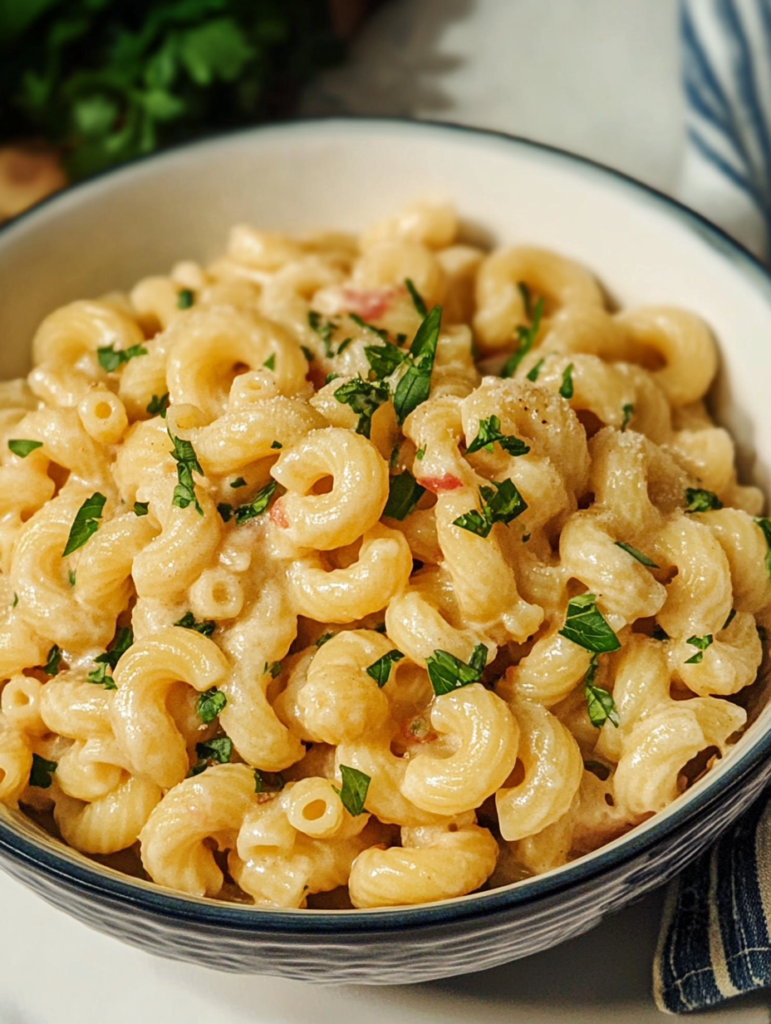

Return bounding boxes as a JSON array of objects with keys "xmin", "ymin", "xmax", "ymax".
[
  {"xmin": 685, "ymin": 487, "xmax": 723, "ymax": 513},
  {"xmin": 722, "ymin": 608, "xmax": 737, "ymax": 631},
  {"xmin": 12, "ymin": 593, "xmax": 18, "ymax": 609},
  {"xmin": 44, "ymin": 644, "xmax": 63, "ymax": 677},
  {"xmin": 233, "ymin": 480, "xmax": 278, "ymax": 525},
  {"xmin": 526, "ymin": 358, "xmax": 545, "ymax": 382},
  {"xmin": 466, "ymin": 415, "xmax": 530, "ymax": 457},
  {"xmin": 366, "ymin": 650, "xmax": 405, "ymax": 688},
  {"xmin": 316, "ymin": 632, "xmax": 334, "ymax": 647},
  {"xmin": 168, "ymin": 430, "xmax": 204, "ymax": 516},
  {"xmin": 177, "ymin": 288, "xmax": 194, "ymax": 309},
  {"xmin": 559, "ymin": 593, "xmax": 621, "ymax": 653},
  {"xmin": 651, "ymin": 625, "xmax": 669, "ymax": 641},
  {"xmin": 196, "ymin": 687, "xmax": 227, "ymax": 724},
  {"xmin": 349, "ymin": 313, "xmax": 388, "ymax": 340},
  {"xmin": 364, "ymin": 338, "xmax": 407, "ymax": 379},
  {"xmin": 621, "ymin": 403, "xmax": 634, "ymax": 431},
  {"xmin": 270, "ymin": 440, "xmax": 283, "ymax": 450},
  {"xmin": 383, "ymin": 472, "xmax": 426, "ymax": 521},
  {"xmin": 333, "ymin": 764, "xmax": 371, "ymax": 816},
  {"xmin": 584, "ymin": 759, "xmax": 611, "ymax": 781},
  {"xmin": 614, "ymin": 541, "xmax": 659, "ymax": 568},
  {"xmin": 333, "ymin": 378, "xmax": 390, "ymax": 438},
  {"xmin": 62, "ymin": 492, "xmax": 107, "ymax": 557},
  {"xmin": 268, "ymin": 660, "xmax": 282, "ymax": 678},
  {"xmin": 501, "ymin": 296, "xmax": 544, "ymax": 378},
  {"xmin": 559, "ymin": 363, "xmax": 575, "ymax": 400},
  {"xmin": 8, "ymin": 439, "xmax": 43, "ymax": 458},
  {"xmin": 263, "ymin": 353, "xmax": 276, "ymax": 371},
  {"xmin": 254, "ymin": 769, "xmax": 286, "ymax": 794},
  {"xmin": 415, "ymin": 447, "xmax": 426, "ymax": 461},
  {"xmin": 87, "ymin": 626, "xmax": 133, "ymax": 688},
  {"xmin": 230, "ymin": 477, "xmax": 247, "ymax": 489},
  {"xmin": 174, "ymin": 611, "xmax": 216, "ymax": 637},
  {"xmin": 147, "ymin": 393, "xmax": 170, "ymax": 418},
  {"xmin": 518, "ymin": 281, "xmax": 534, "ymax": 319},
  {"xmin": 452, "ymin": 479, "xmax": 528, "ymax": 538},
  {"xmin": 426, "ymin": 643, "xmax": 488, "ymax": 696},
  {"xmin": 755, "ymin": 517, "xmax": 771, "ymax": 581},
  {"xmin": 300, "ymin": 345, "xmax": 315, "ymax": 363},
  {"xmin": 405, "ymin": 278, "xmax": 428, "ymax": 318},
  {"xmin": 217, "ymin": 503, "xmax": 233, "ymax": 523},
  {"xmin": 685, "ymin": 634, "xmax": 713, "ymax": 664},
  {"xmin": 97, "ymin": 343, "xmax": 148, "ymax": 373},
  {"xmin": 583, "ymin": 655, "xmax": 620, "ymax": 728},
  {"xmin": 190, "ymin": 737, "xmax": 233, "ymax": 776},
  {"xmin": 336, "ymin": 338, "xmax": 352, "ymax": 356},
  {"xmin": 29, "ymin": 753, "xmax": 57, "ymax": 790},
  {"xmin": 393, "ymin": 305, "xmax": 442, "ymax": 424},
  {"xmin": 133, "ymin": 501, "xmax": 149, "ymax": 517},
  {"xmin": 68, "ymin": 569, "xmax": 76, "ymax": 587},
  {"xmin": 389, "ymin": 443, "xmax": 402, "ymax": 471},
  {"xmin": 308, "ymin": 311, "xmax": 337, "ymax": 356}
]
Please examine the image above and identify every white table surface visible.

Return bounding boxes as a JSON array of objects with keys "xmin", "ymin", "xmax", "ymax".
[{"xmin": 1, "ymin": 2, "xmax": 764, "ymax": 1021}]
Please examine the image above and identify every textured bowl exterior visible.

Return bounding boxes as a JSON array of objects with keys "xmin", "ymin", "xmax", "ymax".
[{"xmin": 1, "ymin": 118, "xmax": 771, "ymax": 984}]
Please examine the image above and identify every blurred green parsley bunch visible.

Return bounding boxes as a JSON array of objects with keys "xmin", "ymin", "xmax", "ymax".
[{"xmin": 0, "ymin": 0, "xmax": 342, "ymax": 178}]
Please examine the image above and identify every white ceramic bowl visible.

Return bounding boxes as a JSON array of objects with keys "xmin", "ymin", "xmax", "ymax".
[{"xmin": 0, "ymin": 119, "xmax": 770, "ymax": 984}]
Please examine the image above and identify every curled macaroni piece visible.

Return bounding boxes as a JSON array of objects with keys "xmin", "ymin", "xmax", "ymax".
[
  {"xmin": 275, "ymin": 631, "xmax": 392, "ymax": 744},
  {"xmin": 436, "ymin": 245, "xmax": 485, "ymax": 325},
  {"xmin": 361, "ymin": 200, "xmax": 457, "ymax": 251},
  {"xmin": 666, "ymin": 427, "xmax": 735, "ymax": 497},
  {"xmin": 130, "ymin": 275, "xmax": 183, "ymax": 333},
  {"xmin": 615, "ymin": 307, "xmax": 717, "ymax": 407},
  {"xmin": 77, "ymin": 388, "xmax": 129, "ymax": 446},
  {"xmin": 699, "ymin": 509, "xmax": 771, "ymax": 613},
  {"xmin": 498, "ymin": 630, "xmax": 592, "ymax": 708},
  {"xmin": 496, "ymin": 699, "xmax": 583, "ymax": 842},
  {"xmin": 0, "ymin": 675, "xmax": 47, "ymax": 736},
  {"xmin": 349, "ymin": 821, "xmax": 498, "ymax": 908},
  {"xmin": 401, "ymin": 684, "xmax": 519, "ymax": 815},
  {"xmin": 55, "ymin": 737, "xmax": 125, "ymax": 801},
  {"xmin": 672, "ymin": 610, "xmax": 762, "ymax": 697},
  {"xmin": 652, "ymin": 513, "xmax": 733, "ymax": 639},
  {"xmin": 11, "ymin": 407, "xmax": 109, "ymax": 487},
  {"xmin": 75, "ymin": 511, "xmax": 159, "ymax": 610},
  {"xmin": 40, "ymin": 675, "xmax": 113, "ymax": 740},
  {"xmin": 352, "ymin": 240, "xmax": 445, "ymax": 307},
  {"xmin": 29, "ymin": 300, "xmax": 145, "ymax": 407},
  {"xmin": 474, "ymin": 246, "xmax": 604, "ymax": 351},
  {"xmin": 270, "ymin": 428, "xmax": 389, "ymax": 550},
  {"xmin": 287, "ymin": 524, "xmax": 413, "ymax": 623},
  {"xmin": 141, "ymin": 764, "xmax": 259, "ymax": 896},
  {"xmin": 54, "ymin": 775, "xmax": 162, "ymax": 854},
  {"xmin": 543, "ymin": 305, "xmax": 644, "ymax": 363},
  {"xmin": 559, "ymin": 512, "xmax": 666, "ymax": 623},
  {"xmin": 0, "ymin": 723, "xmax": 33, "ymax": 807},
  {"xmin": 404, "ymin": 394, "xmax": 477, "ymax": 494},
  {"xmin": 0, "ymin": 615, "xmax": 49, "ymax": 680},
  {"xmin": 111, "ymin": 627, "xmax": 230, "ymax": 789},
  {"xmin": 589, "ymin": 427, "xmax": 660, "ymax": 537},
  {"xmin": 259, "ymin": 256, "xmax": 346, "ymax": 338},
  {"xmin": 385, "ymin": 586, "xmax": 494, "ymax": 670},
  {"xmin": 164, "ymin": 306, "xmax": 309, "ymax": 421}
]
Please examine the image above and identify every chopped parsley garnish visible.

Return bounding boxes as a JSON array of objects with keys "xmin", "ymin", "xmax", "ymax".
[
  {"xmin": 518, "ymin": 281, "xmax": 534, "ymax": 319},
  {"xmin": 217, "ymin": 503, "xmax": 233, "ymax": 522},
  {"xmin": 393, "ymin": 305, "xmax": 442, "ymax": 424},
  {"xmin": 755, "ymin": 518, "xmax": 771, "ymax": 580},
  {"xmin": 526, "ymin": 358, "xmax": 545, "ymax": 382},
  {"xmin": 196, "ymin": 687, "xmax": 227, "ymax": 724},
  {"xmin": 263, "ymin": 353, "xmax": 276, "ymax": 371},
  {"xmin": 133, "ymin": 501, "xmax": 149, "ymax": 517},
  {"xmin": 68, "ymin": 569, "xmax": 76, "ymax": 587},
  {"xmin": 366, "ymin": 650, "xmax": 404, "ymax": 687},
  {"xmin": 349, "ymin": 313, "xmax": 388, "ymax": 340},
  {"xmin": 614, "ymin": 541, "xmax": 659, "ymax": 568},
  {"xmin": 254, "ymin": 769, "xmax": 286, "ymax": 793},
  {"xmin": 230, "ymin": 477, "xmax": 247, "ymax": 489},
  {"xmin": 87, "ymin": 626, "xmax": 133, "ymax": 688},
  {"xmin": 12, "ymin": 593, "xmax": 18, "ymax": 609},
  {"xmin": 62, "ymin": 492, "xmax": 107, "ymax": 557},
  {"xmin": 452, "ymin": 479, "xmax": 527, "ymax": 538},
  {"xmin": 651, "ymin": 624, "xmax": 669, "ymax": 641},
  {"xmin": 685, "ymin": 487, "xmax": 723, "ymax": 513},
  {"xmin": 326, "ymin": 373, "xmax": 339, "ymax": 385},
  {"xmin": 233, "ymin": 480, "xmax": 278, "ymax": 524},
  {"xmin": 147, "ymin": 393, "xmax": 170, "ymax": 418},
  {"xmin": 723, "ymin": 608, "xmax": 737, "ymax": 631},
  {"xmin": 583, "ymin": 654, "xmax": 620, "ymax": 728},
  {"xmin": 270, "ymin": 440, "xmax": 283, "ymax": 450},
  {"xmin": 415, "ymin": 446, "xmax": 425, "ymax": 461},
  {"xmin": 465, "ymin": 415, "xmax": 531, "ymax": 457},
  {"xmin": 501, "ymin": 295, "xmax": 544, "ymax": 378},
  {"xmin": 308, "ymin": 311, "xmax": 337, "ymax": 356},
  {"xmin": 266, "ymin": 660, "xmax": 282, "ymax": 678},
  {"xmin": 168, "ymin": 430, "xmax": 204, "ymax": 516},
  {"xmin": 189, "ymin": 737, "xmax": 233, "ymax": 776},
  {"xmin": 584, "ymin": 759, "xmax": 611, "ymax": 781},
  {"xmin": 685, "ymin": 634, "xmax": 713, "ymax": 664},
  {"xmin": 559, "ymin": 363, "xmax": 575, "ymax": 400},
  {"xmin": 364, "ymin": 338, "xmax": 408, "ymax": 379},
  {"xmin": 337, "ymin": 338, "xmax": 352, "ymax": 355},
  {"xmin": 333, "ymin": 765, "xmax": 371, "ymax": 816},
  {"xmin": 44, "ymin": 645, "xmax": 63, "ymax": 677},
  {"xmin": 29, "ymin": 754, "xmax": 57, "ymax": 789},
  {"xmin": 383, "ymin": 472, "xmax": 425, "ymax": 520},
  {"xmin": 174, "ymin": 611, "xmax": 216, "ymax": 637},
  {"xmin": 8, "ymin": 439, "xmax": 43, "ymax": 458},
  {"xmin": 177, "ymin": 288, "xmax": 194, "ymax": 309},
  {"xmin": 426, "ymin": 643, "xmax": 488, "ymax": 696},
  {"xmin": 559, "ymin": 594, "xmax": 621, "ymax": 653},
  {"xmin": 333, "ymin": 378, "xmax": 390, "ymax": 438},
  {"xmin": 316, "ymin": 632, "xmax": 334, "ymax": 647},
  {"xmin": 405, "ymin": 277, "xmax": 428, "ymax": 318},
  {"xmin": 389, "ymin": 443, "xmax": 401, "ymax": 471},
  {"xmin": 300, "ymin": 345, "xmax": 315, "ymax": 363},
  {"xmin": 97, "ymin": 343, "xmax": 147, "ymax": 372},
  {"xmin": 621, "ymin": 403, "xmax": 634, "ymax": 431}
]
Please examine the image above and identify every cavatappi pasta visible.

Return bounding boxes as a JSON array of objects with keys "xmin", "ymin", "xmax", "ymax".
[{"xmin": 0, "ymin": 200, "xmax": 768, "ymax": 909}]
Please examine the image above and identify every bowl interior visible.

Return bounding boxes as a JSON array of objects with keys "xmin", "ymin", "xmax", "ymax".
[{"xmin": 1, "ymin": 118, "xmax": 771, "ymax": 917}]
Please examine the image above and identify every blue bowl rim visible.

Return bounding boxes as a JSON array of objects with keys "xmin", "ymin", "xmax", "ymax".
[{"xmin": 1, "ymin": 114, "xmax": 771, "ymax": 934}]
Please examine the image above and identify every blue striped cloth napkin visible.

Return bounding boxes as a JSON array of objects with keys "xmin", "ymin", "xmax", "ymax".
[{"xmin": 655, "ymin": 0, "xmax": 771, "ymax": 1012}]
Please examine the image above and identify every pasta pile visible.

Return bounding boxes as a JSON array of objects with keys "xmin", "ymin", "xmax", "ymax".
[{"xmin": 0, "ymin": 201, "xmax": 768, "ymax": 909}]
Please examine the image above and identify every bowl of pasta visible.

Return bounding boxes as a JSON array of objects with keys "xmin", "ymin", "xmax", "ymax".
[{"xmin": 0, "ymin": 118, "xmax": 770, "ymax": 984}]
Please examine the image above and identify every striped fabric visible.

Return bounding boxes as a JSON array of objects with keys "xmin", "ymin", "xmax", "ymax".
[
  {"xmin": 655, "ymin": 1, "xmax": 771, "ymax": 1012},
  {"xmin": 679, "ymin": 0, "xmax": 771, "ymax": 257}
]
